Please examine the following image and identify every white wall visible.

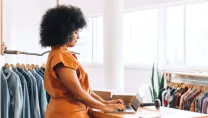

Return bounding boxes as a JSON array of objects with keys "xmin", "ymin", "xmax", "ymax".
[{"xmin": 1, "ymin": 0, "xmax": 190, "ymax": 102}]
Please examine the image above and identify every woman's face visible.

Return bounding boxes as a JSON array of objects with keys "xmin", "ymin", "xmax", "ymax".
[{"xmin": 67, "ymin": 30, "xmax": 79, "ymax": 47}]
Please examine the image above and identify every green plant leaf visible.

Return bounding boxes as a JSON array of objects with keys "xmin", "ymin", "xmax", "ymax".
[
  {"xmin": 149, "ymin": 86, "xmax": 154, "ymax": 102},
  {"xmin": 153, "ymin": 85, "xmax": 157, "ymax": 102},
  {"xmin": 157, "ymin": 69, "xmax": 161, "ymax": 97},
  {"xmin": 151, "ymin": 63, "xmax": 155, "ymax": 92},
  {"xmin": 160, "ymin": 73, "xmax": 164, "ymax": 90}
]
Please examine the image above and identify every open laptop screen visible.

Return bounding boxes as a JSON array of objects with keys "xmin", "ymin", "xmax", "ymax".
[
  {"xmin": 131, "ymin": 92, "xmax": 142, "ymax": 111},
  {"xmin": 131, "ymin": 84, "xmax": 149, "ymax": 111}
]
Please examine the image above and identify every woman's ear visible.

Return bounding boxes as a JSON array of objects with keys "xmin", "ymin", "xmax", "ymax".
[{"xmin": 67, "ymin": 32, "xmax": 73, "ymax": 42}]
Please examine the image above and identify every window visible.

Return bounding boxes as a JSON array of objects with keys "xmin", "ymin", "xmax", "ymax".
[
  {"xmin": 71, "ymin": 18, "xmax": 93, "ymax": 62},
  {"xmin": 91, "ymin": 9, "xmax": 159, "ymax": 65},
  {"xmin": 70, "ymin": 17, "xmax": 104, "ymax": 63},
  {"xmin": 165, "ymin": 1, "xmax": 208, "ymax": 70},
  {"xmin": 165, "ymin": 5, "xmax": 185, "ymax": 68},
  {"xmin": 123, "ymin": 9, "xmax": 158, "ymax": 64},
  {"xmin": 93, "ymin": 16, "xmax": 103, "ymax": 63},
  {"xmin": 80, "ymin": 9, "xmax": 159, "ymax": 64},
  {"xmin": 185, "ymin": 2, "xmax": 208, "ymax": 68}
]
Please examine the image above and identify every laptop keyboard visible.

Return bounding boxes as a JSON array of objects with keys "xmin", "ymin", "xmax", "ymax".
[
  {"xmin": 116, "ymin": 105, "xmax": 132, "ymax": 112},
  {"xmin": 125, "ymin": 105, "xmax": 131, "ymax": 109}
]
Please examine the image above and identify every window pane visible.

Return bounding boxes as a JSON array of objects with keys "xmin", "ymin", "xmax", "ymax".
[
  {"xmin": 71, "ymin": 18, "xmax": 93, "ymax": 62},
  {"xmin": 185, "ymin": 2, "xmax": 208, "ymax": 67},
  {"xmin": 95, "ymin": 16, "xmax": 103, "ymax": 63},
  {"xmin": 123, "ymin": 9, "xmax": 158, "ymax": 64},
  {"xmin": 165, "ymin": 5, "xmax": 185, "ymax": 68}
]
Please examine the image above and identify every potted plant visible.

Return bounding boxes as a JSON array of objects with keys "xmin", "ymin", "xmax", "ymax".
[{"xmin": 149, "ymin": 63, "xmax": 164, "ymax": 102}]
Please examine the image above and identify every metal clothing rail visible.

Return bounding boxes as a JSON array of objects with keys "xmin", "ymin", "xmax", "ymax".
[
  {"xmin": 1, "ymin": 42, "xmax": 80, "ymax": 56},
  {"xmin": 3, "ymin": 49, "xmax": 80, "ymax": 56}
]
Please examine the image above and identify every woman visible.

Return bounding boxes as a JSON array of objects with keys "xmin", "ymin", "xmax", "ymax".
[{"xmin": 40, "ymin": 5, "xmax": 125, "ymax": 118}]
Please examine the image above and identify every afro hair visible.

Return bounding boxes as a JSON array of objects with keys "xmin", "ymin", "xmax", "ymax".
[{"xmin": 40, "ymin": 5, "xmax": 87, "ymax": 47}]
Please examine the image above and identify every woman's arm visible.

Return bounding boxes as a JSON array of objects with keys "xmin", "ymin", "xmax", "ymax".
[{"xmin": 54, "ymin": 63, "xmax": 125, "ymax": 111}]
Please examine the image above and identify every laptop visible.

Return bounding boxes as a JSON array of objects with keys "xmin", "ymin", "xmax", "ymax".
[{"xmin": 106, "ymin": 84, "xmax": 149, "ymax": 114}]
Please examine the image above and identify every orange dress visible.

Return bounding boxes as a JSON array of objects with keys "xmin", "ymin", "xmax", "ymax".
[{"xmin": 44, "ymin": 46, "xmax": 91, "ymax": 118}]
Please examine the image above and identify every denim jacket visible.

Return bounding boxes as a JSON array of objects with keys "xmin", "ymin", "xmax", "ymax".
[
  {"xmin": 30, "ymin": 69, "xmax": 47, "ymax": 118},
  {"xmin": 17, "ymin": 68, "xmax": 35, "ymax": 118},
  {"xmin": 27, "ymin": 71, "xmax": 41, "ymax": 118},
  {"xmin": 2, "ymin": 67, "xmax": 23, "ymax": 118},
  {"xmin": 13, "ymin": 68, "xmax": 31, "ymax": 118},
  {"xmin": 1, "ymin": 70, "xmax": 10, "ymax": 118}
]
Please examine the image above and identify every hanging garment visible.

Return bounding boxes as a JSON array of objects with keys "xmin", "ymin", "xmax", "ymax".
[
  {"xmin": 27, "ymin": 71, "xmax": 41, "ymax": 118},
  {"xmin": 184, "ymin": 89, "xmax": 201, "ymax": 110},
  {"xmin": 2, "ymin": 67, "xmax": 23, "ymax": 118},
  {"xmin": 44, "ymin": 45, "xmax": 91, "ymax": 118},
  {"xmin": 13, "ymin": 68, "xmax": 31, "ymax": 118},
  {"xmin": 36, "ymin": 68, "xmax": 51, "ymax": 103},
  {"xmin": 165, "ymin": 89, "xmax": 171, "ymax": 107},
  {"xmin": 35, "ymin": 68, "xmax": 44, "ymax": 78},
  {"xmin": 179, "ymin": 88, "xmax": 191, "ymax": 109},
  {"xmin": 197, "ymin": 92, "xmax": 208, "ymax": 113},
  {"xmin": 17, "ymin": 68, "xmax": 35, "ymax": 118},
  {"xmin": 167, "ymin": 88, "xmax": 176, "ymax": 107},
  {"xmin": 182, "ymin": 89, "xmax": 197, "ymax": 110},
  {"xmin": 172, "ymin": 88, "xmax": 188, "ymax": 109},
  {"xmin": 158, "ymin": 88, "xmax": 165, "ymax": 103},
  {"xmin": 190, "ymin": 89, "xmax": 206, "ymax": 112},
  {"xmin": 1, "ymin": 70, "xmax": 10, "ymax": 118},
  {"xmin": 202, "ymin": 97, "xmax": 208, "ymax": 114},
  {"xmin": 30, "ymin": 69, "xmax": 47, "ymax": 118},
  {"xmin": 162, "ymin": 89, "xmax": 168, "ymax": 106},
  {"xmin": 39, "ymin": 68, "xmax": 44, "ymax": 75}
]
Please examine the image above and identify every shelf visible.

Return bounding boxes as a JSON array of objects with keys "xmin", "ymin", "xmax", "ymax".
[{"xmin": 164, "ymin": 71, "xmax": 208, "ymax": 78}]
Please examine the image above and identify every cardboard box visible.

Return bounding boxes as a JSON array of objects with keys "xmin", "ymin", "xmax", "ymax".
[
  {"xmin": 111, "ymin": 94, "xmax": 135, "ymax": 105},
  {"xmin": 93, "ymin": 90, "xmax": 112, "ymax": 101},
  {"xmin": 93, "ymin": 89, "xmax": 135, "ymax": 105}
]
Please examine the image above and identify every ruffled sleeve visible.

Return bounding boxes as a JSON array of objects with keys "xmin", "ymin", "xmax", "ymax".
[{"xmin": 50, "ymin": 50, "xmax": 78, "ymax": 71}]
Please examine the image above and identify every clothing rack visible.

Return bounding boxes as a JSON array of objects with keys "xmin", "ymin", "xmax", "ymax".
[{"xmin": 160, "ymin": 71, "xmax": 208, "ymax": 114}]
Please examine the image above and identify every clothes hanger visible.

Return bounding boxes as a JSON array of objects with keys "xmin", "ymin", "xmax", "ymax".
[
  {"xmin": 16, "ymin": 63, "xmax": 21, "ymax": 68},
  {"xmin": 26, "ymin": 64, "xmax": 32, "ymax": 70},
  {"xmin": 35, "ymin": 64, "xmax": 40, "ymax": 70},
  {"xmin": 173, "ymin": 83, "xmax": 179, "ymax": 89},
  {"xmin": 41, "ymin": 64, "xmax": 46, "ymax": 69},
  {"xmin": 180, "ymin": 84, "xmax": 186, "ymax": 89},
  {"xmin": 21, "ymin": 64, "xmax": 27, "ymax": 70},
  {"xmin": 31, "ymin": 64, "xmax": 36, "ymax": 69},
  {"xmin": 168, "ymin": 82, "xmax": 173, "ymax": 87},
  {"xmin": 178, "ymin": 83, "xmax": 183, "ymax": 88},
  {"xmin": 201, "ymin": 86, "xmax": 206, "ymax": 91},
  {"xmin": 4, "ymin": 63, "xmax": 10, "ymax": 68},
  {"xmin": 10, "ymin": 64, "xmax": 15, "ymax": 69}
]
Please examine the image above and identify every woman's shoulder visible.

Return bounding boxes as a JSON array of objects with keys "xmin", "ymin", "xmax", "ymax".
[{"xmin": 49, "ymin": 48, "xmax": 79, "ymax": 70}]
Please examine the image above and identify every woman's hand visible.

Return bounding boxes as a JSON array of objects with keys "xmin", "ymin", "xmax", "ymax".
[
  {"xmin": 104, "ymin": 99, "xmax": 124, "ymax": 105},
  {"xmin": 101, "ymin": 104, "xmax": 126, "ymax": 112}
]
